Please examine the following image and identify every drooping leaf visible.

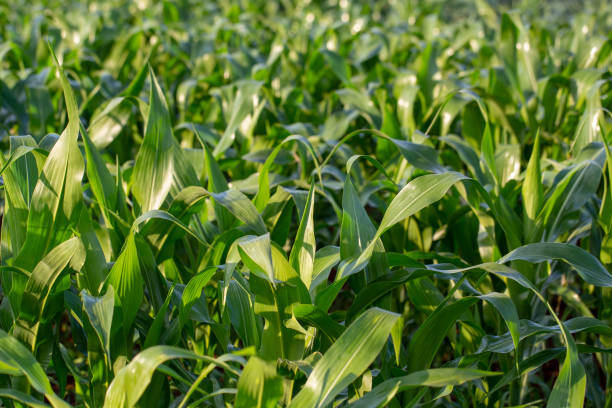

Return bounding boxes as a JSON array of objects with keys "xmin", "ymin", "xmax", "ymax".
[
  {"xmin": 499, "ymin": 243, "xmax": 612, "ymax": 287},
  {"xmin": 0, "ymin": 330, "xmax": 69, "ymax": 408},
  {"xmin": 350, "ymin": 368, "xmax": 500, "ymax": 408},
  {"xmin": 104, "ymin": 346, "xmax": 241, "ymax": 408}
]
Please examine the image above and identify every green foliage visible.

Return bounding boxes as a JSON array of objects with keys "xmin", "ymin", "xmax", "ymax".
[{"xmin": 1, "ymin": 0, "xmax": 612, "ymax": 407}]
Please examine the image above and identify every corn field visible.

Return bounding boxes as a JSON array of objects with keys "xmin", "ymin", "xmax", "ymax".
[{"xmin": 1, "ymin": 0, "xmax": 612, "ymax": 407}]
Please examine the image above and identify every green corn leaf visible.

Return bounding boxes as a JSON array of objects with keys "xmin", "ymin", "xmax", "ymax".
[
  {"xmin": 15, "ymin": 47, "xmax": 84, "ymax": 272},
  {"xmin": 478, "ymin": 292, "xmax": 520, "ymax": 366},
  {"xmin": 339, "ymin": 172, "xmax": 467, "ymax": 278},
  {"xmin": 0, "ymin": 143, "xmax": 36, "ymax": 259},
  {"xmin": 347, "ymin": 269, "xmax": 428, "ymax": 322},
  {"xmin": 14, "ymin": 237, "xmax": 86, "ymax": 351},
  {"xmin": 406, "ymin": 297, "xmax": 479, "ymax": 373},
  {"xmin": 0, "ymin": 388, "xmax": 50, "ymax": 408},
  {"xmin": 211, "ymin": 189, "xmax": 267, "ymax": 235},
  {"xmin": 143, "ymin": 285, "xmax": 175, "ymax": 349},
  {"xmin": 104, "ymin": 346, "xmax": 242, "ymax": 408},
  {"xmin": 203, "ymin": 144, "xmax": 233, "ymax": 232},
  {"xmin": 213, "ymin": 80, "xmax": 263, "ymax": 157},
  {"xmin": 82, "ymin": 124, "xmax": 117, "ymax": 227},
  {"xmin": 546, "ymin": 325, "xmax": 587, "ymax": 408},
  {"xmin": 244, "ymin": 241, "xmax": 308, "ymax": 361},
  {"xmin": 289, "ymin": 308, "xmax": 399, "ymax": 408},
  {"xmin": 0, "ymin": 330, "xmax": 69, "ymax": 408},
  {"xmin": 81, "ymin": 287, "xmax": 114, "ymax": 367},
  {"xmin": 180, "ymin": 267, "xmax": 216, "ymax": 326},
  {"xmin": 235, "ymin": 356, "xmax": 283, "ymax": 408},
  {"xmin": 289, "ymin": 182, "xmax": 316, "ymax": 289},
  {"xmin": 537, "ymin": 152, "xmax": 604, "ymax": 241},
  {"xmin": 310, "ymin": 246, "xmax": 340, "ymax": 293},
  {"xmin": 522, "ymin": 130, "xmax": 543, "ymax": 235},
  {"xmin": 253, "ymin": 135, "xmax": 320, "ymax": 211},
  {"xmin": 321, "ymin": 48, "xmax": 352, "ymax": 85},
  {"xmin": 104, "ymin": 234, "xmax": 144, "ymax": 332},
  {"xmin": 498, "ymin": 242, "xmax": 612, "ymax": 287},
  {"xmin": 132, "ymin": 209, "xmax": 207, "ymax": 248},
  {"xmin": 132, "ymin": 67, "xmax": 189, "ymax": 213},
  {"xmin": 293, "ymin": 304, "xmax": 344, "ymax": 341},
  {"xmin": 237, "ymin": 234, "xmax": 276, "ymax": 283},
  {"xmin": 350, "ymin": 368, "xmax": 500, "ymax": 408},
  {"xmin": 340, "ymin": 170, "xmax": 386, "ymax": 285},
  {"xmin": 87, "ymin": 63, "xmax": 148, "ymax": 148},
  {"xmin": 226, "ymin": 279, "xmax": 261, "ymax": 347}
]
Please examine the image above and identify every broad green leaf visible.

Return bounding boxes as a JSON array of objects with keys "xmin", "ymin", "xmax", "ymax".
[
  {"xmin": 104, "ymin": 234, "xmax": 144, "ymax": 332},
  {"xmin": 211, "ymin": 189, "xmax": 267, "ymax": 235},
  {"xmin": 490, "ymin": 348, "xmax": 564, "ymax": 394},
  {"xmin": 481, "ymin": 125, "xmax": 497, "ymax": 182},
  {"xmin": 132, "ymin": 209, "xmax": 207, "ymax": 248},
  {"xmin": 390, "ymin": 138, "xmax": 445, "ymax": 173},
  {"xmin": 339, "ymin": 172, "xmax": 467, "ymax": 278},
  {"xmin": 340, "ymin": 171, "xmax": 386, "ymax": 285},
  {"xmin": 498, "ymin": 243, "xmax": 612, "ymax": 287},
  {"xmin": 143, "ymin": 285, "xmax": 175, "ymax": 349},
  {"xmin": 15, "ymin": 48, "xmax": 84, "ymax": 272},
  {"xmin": 335, "ymin": 89, "xmax": 380, "ymax": 126},
  {"xmin": 478, "ymin": 317, "xmax": 612, "ymax": 354},
  {"xmin": 213, "ymin": 80, "xmax": 263, "ymax": 157},
  {"xmin": 82, "ymin": 287, "xmax": 114, "ymax": 365},
  {"xmin": 350, "ymin": 368, "xmax": 500, "ymax": 408},
  {"xmin": 132, "ymin": 67, "xmax": 180, "ymax": 213},
  {"xmin": 406, "ymin": 297, "xmax": 478, "ymax": 373},
  {"xmin": 180, "ymin": 267, "xmax": 216, "ymax": 325},
  {"xmin": 14, "ymin": 237, "xmax": 86, "ymax": 351},
  {"xmin": 235, "ymin": 356, "xmax": 283, "ymax": 408},
  {"xmin": 104, "ymin": 346, "xmax": 241, "ymax": 408},
  {"xmin": 0, "ymin": 330, "xmax": 69, "ymax": 408},
  {"xmin": 310, "ymin": 246, "xmax": 340, "ymax": 293},
  {"xmin": 0, "ymin": 388, "xmax": 49, "ymax": 408},
  {"xmin": 293, "ymin": 304, "xmax": 344, "ymax": 341},
  {"xmin": 0, "ymin": 142, "xmax": 36, "ymax": 260},
  {"xmin": 380, "ymin": 172, "xmax": 467, "ymax": 234},
  {"xmin": 478, "ymin": 292, "xmax": 520, "ymax": 365},
  {"xmin": 227, "ymin": 279, "xmax": 261, "ymax": 347},
  {"xmin": 347, "ymin": 269, "xmax": 428, "ymax": 322},
  {"xmin": 538, "ymin": 152, "xmax": 604, "ymax": 241},
  {"xmin": 321, "ymin": 49, "xmax": 351, "ymax": 85},
  {"xmin": 82, "ymin": 125, "xmax": 117, "ymax": 227},
  {"xmin": 289, "ymin": 308, "xmax": 399, "ymax": 408},
  {"xmin": 237, "ymin": 234, "xmax": 275, "ymax": 283},
  {"xmin": 547, "ymin": 325, "xmax": 587, "ymax": 408},
  {"xmin": 253, "ymin": 135, "xmax": 321, "ymax": 211},
  {"xmin": 247, "ymin": 243, "xmax": 308, "ymax": 361},
  {"xmin": 88, "ymin": 63, "xmax": 148, "ymax": 148},
  {"xmin": 572, "ymin": 83, "xmax": 603, "ymax": 154},
  {"xmin": 441, "ymin": 135, "xmax": 489, "ymax": 185}
]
